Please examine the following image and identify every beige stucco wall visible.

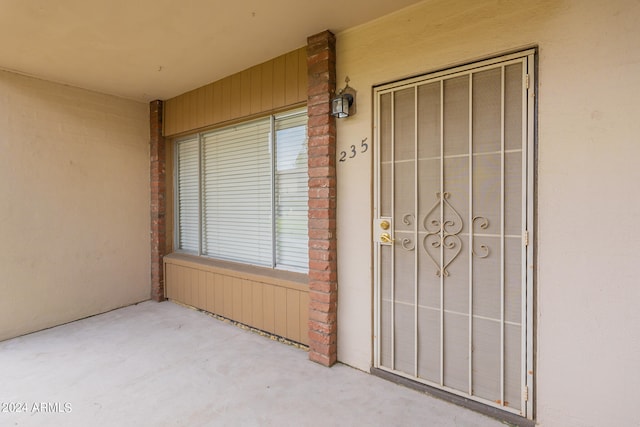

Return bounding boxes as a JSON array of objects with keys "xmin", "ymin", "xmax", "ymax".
[
  {"xmin": 335, "ymin": 0, "xmax": 640, "ymax": 426},
  {"xmin": 0, "ymin": 70, "xmax": 150, "ymax": 341}
]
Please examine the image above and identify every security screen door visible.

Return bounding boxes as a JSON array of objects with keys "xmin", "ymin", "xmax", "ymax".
[{"xmin": 374, "ymin": 51, "xmax": 534, "ymax": 418}]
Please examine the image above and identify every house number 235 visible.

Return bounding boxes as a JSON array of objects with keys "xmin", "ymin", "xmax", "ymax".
[{"xmin": 339, "ymin": 138, "xmax": 368, "ymax": 163}]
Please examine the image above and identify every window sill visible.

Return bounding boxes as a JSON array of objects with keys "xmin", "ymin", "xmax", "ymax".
[{"xmin": 163, "ymin": 252, "xmax": 308, "ymax": 291}]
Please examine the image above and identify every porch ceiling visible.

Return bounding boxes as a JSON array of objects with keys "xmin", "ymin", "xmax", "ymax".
[{"xmin": 0, "ymin": 0, "xmax": 423, "ymax": 103}]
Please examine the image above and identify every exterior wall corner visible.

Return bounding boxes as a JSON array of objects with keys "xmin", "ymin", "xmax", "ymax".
[
  {"xmin": 150, "ymin": 99, "xmax": 167, "ymax": 302},
  {"xmin": 306, "ymin": 30, "xmax": 338, "ymax": 366}
]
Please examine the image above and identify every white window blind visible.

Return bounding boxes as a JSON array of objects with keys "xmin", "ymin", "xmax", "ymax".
[
  {"xmin": 176, "ymin": 137, "xmax": 199, "ymax": 253},
  {"xmin": 202, "ymin": 119, "xmax": 273, "ymax": 266},
  {"xmin": 174, "ymin": 109, "xmax": 308, "ymax": 273},
  {"xmin": 275, "ymin": 113, "xmax": 309, "ymax": 272}
]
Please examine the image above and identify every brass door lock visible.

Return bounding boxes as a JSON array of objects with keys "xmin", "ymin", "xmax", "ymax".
[{"xmin": 380, "ymin": 232, "xmax": 394, "ymax": 244}]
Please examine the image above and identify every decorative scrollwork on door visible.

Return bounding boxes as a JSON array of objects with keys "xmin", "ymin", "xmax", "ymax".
[
  {"xmin": 472, "ymin": 216, "xmax": 490, "ymax": 258},
  {"xmin": 401, "ymin": 213, "xmax": 416, "ymax": 251},
  {"xmin": 420, "ymin": 193, "xmax": 492, "ymax": 276},
  {"xmin": 422, "ymin": 192, "xmax": 463, "ymax": 277}
]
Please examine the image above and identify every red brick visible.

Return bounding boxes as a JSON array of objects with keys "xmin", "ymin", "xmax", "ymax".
[
  {"xmin": 308, "ymin": 177, "xmax": 337, "ymax": 189},
  {"xmin": 309, "ymin": 248, "xmax": 336, "ymax": 261},
  {"xmin": 308, "ymin": 197, "xmax": 336, "ymax": 209},
  {"xmin": 308, "ymin": 166, "xmax": 336, "ymax": 178},
  {"xmin": 150, "ymin": 100, "xmax": 166, "ymax": 303},
  {"xmin": 309, "ymin": 342, "xmax": 337, "ymax": 358},
  {"xmin": 309, "ymin": 350, "xmax": 336, "ymax": 367},
  {"xmin": 309, "ymin": 288, "xmax": 337, "ymax": 302},
  {"xmin": 308, "ymin": 238, "xmax": 337, "ymax": 250},
  {"xmin": 306, "ymin": 30, "xmax": 337, "ymax": 367},
  {"xmin": 307, "ymin": 230, "xmax": 332, "ymax": 241},
  {"xmin": 308, "ymin": 145, "xmax": 336, "ymax": 158},
  {"xmin": 309, "ymin": 270, "xmax": 338, "ymax": 283},
  {"xmin": 308, "ymin": 218, "xmax": 336, "ymax": 230},
  {"xmin": 309, "ymin": 310, "xmax": 337, "ymax": 324},
  {"xmin": 309, "ymin": 299, "xmax": 337, "ymax": 313},
  {"xmin": 308, "ymin": 330, "xmax": 337, "ymax": 345}
]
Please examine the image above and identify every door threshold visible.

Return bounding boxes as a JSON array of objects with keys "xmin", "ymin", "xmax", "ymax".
[{"xmin": 370, "ymin": 367, "xmax": 535, "ymax": 427}]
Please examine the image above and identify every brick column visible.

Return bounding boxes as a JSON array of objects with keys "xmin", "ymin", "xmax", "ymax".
[
  {"xmin": 150, "ymin": 100, "xmax": 166, "ymax": 302},
  {"xmin": 307, "ymin": 30, "xmax": 338, "ymax": 366}
]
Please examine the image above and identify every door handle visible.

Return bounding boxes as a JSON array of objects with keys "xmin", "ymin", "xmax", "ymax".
[{"xmin": 380, "ymin": 232, "xmax": 394, "ymax": 244}]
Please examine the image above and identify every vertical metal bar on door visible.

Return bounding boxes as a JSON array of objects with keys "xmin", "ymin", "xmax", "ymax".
[
  {"xmin": 468, "ymin": 73, "xmax": 474, "ymax": 396},
  {"xmin": 374, "ymin": 93, "xmax": 380, "ymax": 368},
  {"xmin": 390, "ymin": 92, "xmax": 396, "ymax": 371},
  {"xmin": 500, "ymin": 65, "xmax": 506, "ymax": 407},
  {"xmin": 439, "ymin": 79, "xmax": 445, "ymax": 387},
  {"xmin": 414, "ymin": 86, "xmax": 419, "ymax": 378},
  {"xmin": 525, "ymin": 54, "xmax": 536, "ymax": 419},
  {"xmin": 520, "ymin": 58, "xmax": 529, "ymax": 415}
]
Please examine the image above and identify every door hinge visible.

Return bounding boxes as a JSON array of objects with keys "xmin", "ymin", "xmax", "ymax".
[
  {"xmin": 523, "ymin": 385, "xmax": 529, "ymax": 402},
  {"xmin": 525, "ymin": 74, "xmax": 530, "ymax": 89},
  {"xmin": 524, "ymin": 230, "xmax": 529, "ymax": 246}
]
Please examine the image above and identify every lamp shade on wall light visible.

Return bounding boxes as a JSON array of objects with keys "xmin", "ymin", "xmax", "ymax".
[
  {"xmin": 331, "ymin": 76, "xmax": 356, "ymax": 118},
  {"xmin": 332, "ymin": 93, "xmax": 353, "ymax": 118}
]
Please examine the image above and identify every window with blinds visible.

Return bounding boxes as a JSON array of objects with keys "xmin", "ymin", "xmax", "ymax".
[{"xmin": 174, "ymin": 109, "xmax": 308, "ymax": 273}]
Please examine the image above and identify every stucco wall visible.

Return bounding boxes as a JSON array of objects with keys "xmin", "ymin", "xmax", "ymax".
[
  {"xmin": 0, "ymin": 70, "xmax": 150, "ymax": 341},
  {"xmin": 335, "ymin": 0, "xmax": 640, "ymax": 426}
]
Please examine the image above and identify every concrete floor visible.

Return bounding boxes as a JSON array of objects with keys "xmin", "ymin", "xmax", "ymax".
[{"xmin": 0, "ymin": 301, "xmax": 507, "ymax": 427}]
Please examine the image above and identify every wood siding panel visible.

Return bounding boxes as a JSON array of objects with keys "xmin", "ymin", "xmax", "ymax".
[
  {"xmin": 298, "ymin": 48, "xmax": 308, "ymax": 101},
  {"xmin": 261, "ymin": 61, "xmax": 273, "ymax": 112},
  {"xmin": 263, "ymin": 284, "xmax": 275, "ymax": 332},
  {"xmin": 164, "ymin": 256, "xmax": 308, "ymax": 345},
  {"xmin": 206, "ymin": 272, "xmax": 215, "ymax": 313},
  {"xmin": 186, "ymin": 267, "xmax": 196, "ymax": 307},
  {"xmin": 286, "ymin": 289, "xmax": 300, "ymax": 342},
  {"xmin": 164, "ymin": 47, "xmax": 307, "ymax": 136},
  {"xmin": 285, "ymin": 50, "xmax": 299, "ymax": 106},
  {"xmin": 230, "ymin": 73, "xmax": 242, "ymax": 119},
  {"xmin": 166, "ymin": 264, "xmax": 175, "ymax": 300},
  {"xmin": 240, "ymin": 69, "xmax": 251, "ymax": 117},
  {"xmin": 214, "ymin": 273, "xmax": 224, "ymax": 315},
  {"xmin": 223, "ymin": 275, "xmax": 233, "ymax": 318},
  {"xmin": 212, "ymin": 80, "xmax": 222, "ymax": 124},
  {"xmin": 250, "ymin": 65, "xmax": 262, "ymax": 115},
  {"xmin": 274, "ymin": 286, "xmax": 287, "ymax": 337},
  {"xmin": 164, "ymin": 97, "xmax": 176, "ymax": 136},
  {"xmin": 184, "ymin": 91, "xmax": 194, "ymax": 133},
  {"xmin": 252, "ymin": 283, "xmax": 264, "ymax": 330},
  {"xmin": 221, "ymin": 76, "xmax": 232, "ymax": 123},
  {"xmin": 198, "ymin": 270, "xmax": 207, "ymax": 308},
  {"xmin": 196, "ymin": 87, "xmax": 206, "ymax": 129},
  {"xmin": 242, "ymin": 280, "xmax": 253, "ymax": 326},
  {"xmin": 299, "ymin": 291, "xmax": 309, "ymax": 345},
  {"xmin": 272, "ymin": 54, "xmax": 286, "ymax": 109}
]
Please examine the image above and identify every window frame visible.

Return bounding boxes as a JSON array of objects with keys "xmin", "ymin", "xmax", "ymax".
[{"xmin": 173, "ymin": 108, "xmax": 309, "ymax": 273}]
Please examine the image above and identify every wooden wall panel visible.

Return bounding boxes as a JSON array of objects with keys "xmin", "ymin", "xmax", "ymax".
[
  {"xmin": 263, "ymin": 284, "xmax": 275, "ymax": 332},
  {"xmin": 250, "ymin": 65, "xmax": 262, "ymax": 115},
  {"xmin": 285, "ymin": 50, "xmax": 299, "ymax": 106},
  {"xmin": 164, "ymin": 47, "xmax": 307, "ymax": 137},
  {"xmin": 272, "ymin": 54, "xmax": 286, "ymax": 109},
  {"xmin": 261, "ymin": 61, "xmax": 274, "ymax": 112},
  {"xmin": 274, "ymin": 286, "xmax": 287, "ymax": 337},
  {"xmin": 251, "ymin": 283, "xmax": 264, "ymax": 330},
  {"xmin": 164, "ymin": 255, "xmax": 308, "ymax": 345},
  {"xmin": 286, "ymin": 289, "xmax": 301, "ymax": 343},
  {"xmin": 299, "ymin": 292, "xmax": 309, "ymax": 345},
  {"xmin": 166, "ymin": 263, "xmax": 175, "ymax": 300}
]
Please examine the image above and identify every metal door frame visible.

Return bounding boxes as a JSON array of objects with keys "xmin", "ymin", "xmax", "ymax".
[{"xmin": 372, "ymin": 49, "xmax": 536, "ymax": 420}]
